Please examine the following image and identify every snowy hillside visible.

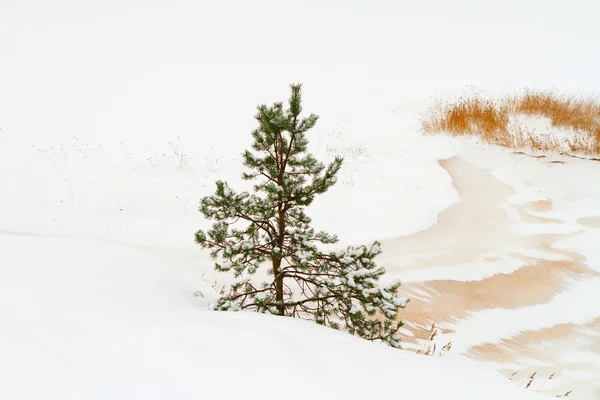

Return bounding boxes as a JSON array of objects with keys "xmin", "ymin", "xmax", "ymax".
[
  {"xmin": 2, "ymin": 0, "xmax": 600, "ymax": 399},
  {"xmin": 0, "ymin": 233, "xmax": 547, "ymax": 400}
]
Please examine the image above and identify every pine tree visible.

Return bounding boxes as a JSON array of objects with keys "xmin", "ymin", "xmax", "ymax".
[{"xmin": 195, "ymin": 84, "xmax": 408, "ymax": 348}]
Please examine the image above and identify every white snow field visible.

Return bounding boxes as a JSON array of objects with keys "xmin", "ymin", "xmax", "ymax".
[
  {"xmin": 0, "ymin": 233, "xmax": 546, "ymax": 400},
  {"xmin": 2, "ymin": 0, "xmax": 600, "ymax": 399}
]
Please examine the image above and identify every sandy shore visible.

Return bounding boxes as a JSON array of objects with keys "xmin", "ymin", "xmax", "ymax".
[{"xmin": 379, "ymin": 157, "xmax": 600, "ymax": 398}]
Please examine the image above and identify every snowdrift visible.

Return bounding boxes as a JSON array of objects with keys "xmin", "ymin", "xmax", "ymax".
[{"xmin": 0, "ymin": 233, "xmax": 547, "ymax": 399}]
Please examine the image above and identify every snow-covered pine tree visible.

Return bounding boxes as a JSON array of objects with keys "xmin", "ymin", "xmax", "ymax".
[{"xmin": 195, "ymin": 84, "xmax": 408, "ymax": 348}]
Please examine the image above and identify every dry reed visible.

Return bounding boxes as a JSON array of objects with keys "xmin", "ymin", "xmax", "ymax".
[
  {"xmin": 509, "ymin": 371, "xmax": 571, "ymax": 397},
  {"xmin": 416, "ymin": 323, "xmax": 452, "ymax": 356},
  {"xmin": 422, "ymin": 91, "xmax": 600, "ymax": 157}
]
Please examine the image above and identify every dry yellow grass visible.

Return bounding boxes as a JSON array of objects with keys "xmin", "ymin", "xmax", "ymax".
[
  {"xmin": 508, "ymin": 371, "xmax": 572, "ymax": 398},
  {"xmin": 415, "ymin": 324, "xmax": 453, "ymax": 357},
  {"xmin": 422, "ymin": 91, "xmax": 600, "ymax": 157}
]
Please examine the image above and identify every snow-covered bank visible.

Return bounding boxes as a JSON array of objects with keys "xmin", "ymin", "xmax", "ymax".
[{"xmin": 0, "ymin": 233, "xmax": 547, "ymax": 400}]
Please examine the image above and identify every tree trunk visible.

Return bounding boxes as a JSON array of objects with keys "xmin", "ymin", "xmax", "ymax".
[
  {"xmin": 274, "ymin": 204, "xmax": 285, "ymax": 315},
  {"xmin": 274, "ymin": 128, "xmax": 286, "ymax": 316},
  {"xmin": 274, "ymin": 258, "xmax": 284, "ymax": 315}
]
